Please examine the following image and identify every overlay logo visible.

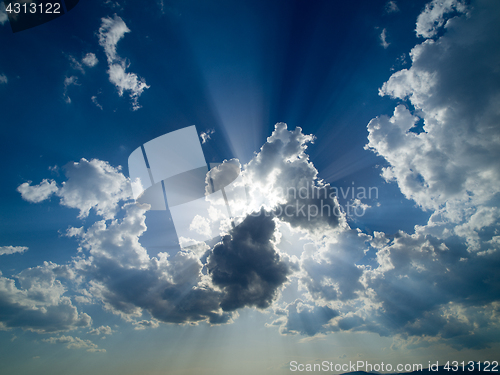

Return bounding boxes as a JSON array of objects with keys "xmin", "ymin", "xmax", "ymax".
[{"xmin": 128, "ymin": 125, "xmax": 247, "ymax": 248}]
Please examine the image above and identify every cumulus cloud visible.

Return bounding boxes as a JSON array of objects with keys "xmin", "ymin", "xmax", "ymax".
[
  {"xmin": 57, "ymin": 159, "xmax": 132, "ymax": 219},
  {"xmin": 18, "ymin": 159, "xmax": 132, "ymax": 220},
  {"xmin": 244, "ymin": 122, "xmax": 344, "ymax": 234},
  {"xmin": 89, "ymin": 325, "xmax": 113, "ymax": 336},
  {"xmin": 15, "ymin": 3, "xmax": 500, "ymax": 347},
  {"xmin": 68, "ymin": 203, "xmax": 232, "ymax": 325},
  {"xmin": 415, "ymin": 0, "xmax": 468, "ymax": 38},
  {"xmin": 0, "ymin": 262, "xmax": 91, "ymax": 333},
  {"xmin": 17, "ymin": 179, "xmax": 58, "ymax": 203},
  {"xmin": 355, "ymin": 0, "xmax": 500, "ymax": 348},
  {"xmin": 98, "ymin": 14, "xmax": 149, "ymax": 110},
  {"xmin": 207, "ymin": 211, "xmax": 290, "ymax": 311},
  {"xmin": 366, "ymin": 0, "xmax": 500, "ymax": 217},
  {"xmin": 270, "ymin": 0, "xmax": 500, "ymax": 348},
  {"xmin": 0, "ymin": 246, "xmax": 28, "ymax": 256},
  {"xmin": 301, "ymin": 229, "xmax": 369, "ymax": 303}
]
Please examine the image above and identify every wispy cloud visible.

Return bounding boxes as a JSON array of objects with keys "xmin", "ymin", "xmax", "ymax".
[
  {"xmin": 200, "ymin": 129, "xmax": 214, "ymax": 144},
  {"xmin": 98, "ymin": 14, "xmax": 149, "ymax": 110},
  {"xmin": 0, "ymin": 73, "xmax": 7, "ymax": 84},
  {"xmin": 385, "ymin": 0, "xmax": 399, "ymax": 14},
  {"xmin": 379, "ymin": 28, "xmax": 390, "ymax": 48},
  {"xmin": 63, "ymin": 75, "xmax": 79, "ymax": 103},
  {"xmin": 91, "ymin": 95, "xmax": 103, "ymax": 110}
]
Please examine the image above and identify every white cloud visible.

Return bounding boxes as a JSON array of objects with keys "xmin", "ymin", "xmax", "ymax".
[
  {"xmin": 98, "ymin": 14, "xmax": 149, "ymax": 110},
  {"xmin": 57, "ymin": 159, "xmax": 132, "ymax": 219},
  {"xmin": 91, "ymin": 95, "xmax": 103, "ymax": 110},
  {"xmin": 43, "ymin": 335, "xmax": 105, "ymax": 352},
  {"xmin": 379, "ymin": 28, "xmax": 390, "ymax": 49},
  {"xmin": 0, "ymin": 246, "xmax": 28, "ymax": 256},
  {"xmin": 200, "ymin": 129, "xmax": 214, "ymax": 144},
  {"xmin": 63, "ymin": 75, "xmax": 79, "ymax": 104},
  {"xmin": 17, "ymin": 179, "xmax": 58, "ymax": 203},
  {"xmin": 68, "ymin": 55, "xmax": 84, "ymax": 73},
  {"xmin": 349, "ymin": 0, "xmax": 500, "ymax": 348},
  {"xmin": 89, "ymin": 325, "xmax": 113, "ymax": 336},
  {"xmin": 133, "ymin": 320, "xmax": 159, "ymax": 330},
  {"xmin": 18, "ymin": 159, "xmax": 132, "ymax": 219},
  {"xmin": 367, "ymin": 0, "xmax": 500, "ymax": 214},
  {"xmin": 0, "ymin": 262, "xmax": 91, "ymax": 333},
  {"xmin": 0, "ymin": 74, "xmax": 7, "ymax": 84},
  {"xmin": 82, "ymin": 53, "xmax": 98, "ymax": 67},
  {"xmin": 415, "ymin": 0, "xmax": 468, "ymax": 38},
  {"xmin": 385, "ymin": 0, "xmax": 399, "ymax": 14},
  {"xmin": 16, "ymin": 3, "xmax": 500, "ymax": 347}
]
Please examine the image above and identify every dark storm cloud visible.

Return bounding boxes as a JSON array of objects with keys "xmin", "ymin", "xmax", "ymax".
[
  {"xmin": 71, "ymin": 204, "xmax": 232, "ymax": 325},
  {"xmin": 207, "ymin": 210, "xmax": 291, "ymax": 311}
]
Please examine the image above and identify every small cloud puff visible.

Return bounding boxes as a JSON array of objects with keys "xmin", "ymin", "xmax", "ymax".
[
  {"xmin": 200, "ymin": 129, "xmax": 215, "ymax": 144},
  {"xmin": 82, "ymin": 53, "xmax": 98, "ymax": 67}
]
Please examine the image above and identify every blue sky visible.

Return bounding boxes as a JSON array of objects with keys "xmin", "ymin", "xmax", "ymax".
[{"xmin": 1, "ymin": 0, "xmax": 499, "ymax": 374}]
